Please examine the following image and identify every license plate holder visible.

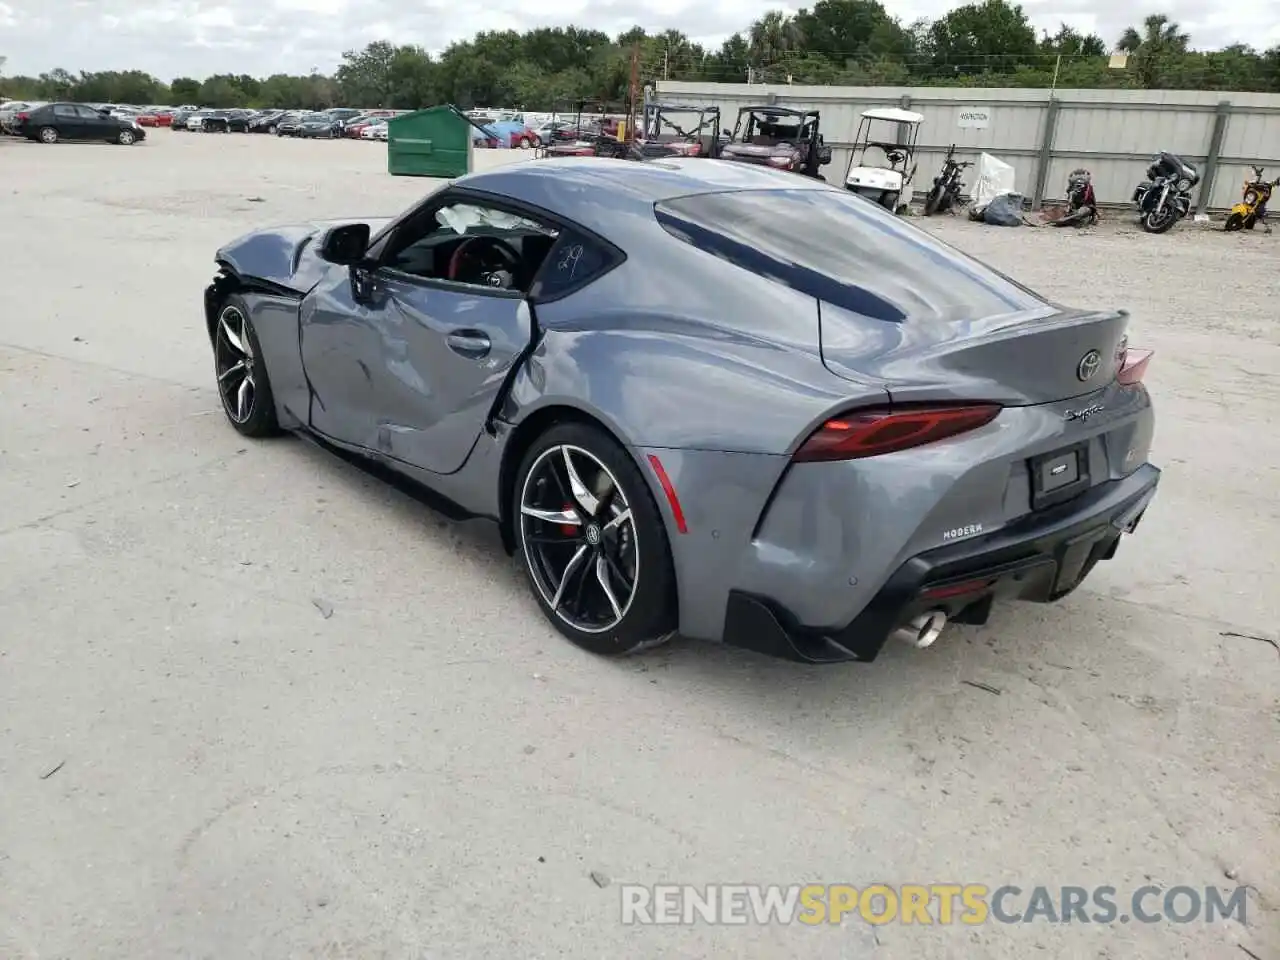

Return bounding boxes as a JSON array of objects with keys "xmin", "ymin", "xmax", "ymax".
[{"xmin": 1030, "ymin": 443, "xmax": 1090, "ymax": 510}]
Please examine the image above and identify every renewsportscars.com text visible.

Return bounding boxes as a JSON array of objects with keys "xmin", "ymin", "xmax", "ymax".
[{"xmin": 620, "ymin": 884, "xmax": 1249, "ymax": 926}]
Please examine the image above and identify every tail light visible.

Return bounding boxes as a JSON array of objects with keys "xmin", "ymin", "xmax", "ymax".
[
  {"xmin": 16, "ymin": 112, "xmax": 28, "ymax": 121},
  {"xmin": 793, "ymin": 404, "xmax": 1002, "ymax": 463}
]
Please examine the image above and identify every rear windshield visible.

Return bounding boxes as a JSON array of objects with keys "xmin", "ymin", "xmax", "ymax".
[{"xmin": 653, "ymin": 189, "xmax": 1046, "ymax": 323}]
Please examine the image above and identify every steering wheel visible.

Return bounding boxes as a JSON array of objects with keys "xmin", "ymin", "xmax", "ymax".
[{"xmin": 446, "ymin": 235, "xmax": 522, "ymax": 287}]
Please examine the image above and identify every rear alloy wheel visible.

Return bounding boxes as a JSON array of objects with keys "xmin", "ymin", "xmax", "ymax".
[
  {"xmin": 38, "ymin": 126, "xmax": 58, "ymax": 144},
  {"xmin": 515, "ymin": 423, "xmax": 677, "ymax": 656},
  {"xmin": 1224, "ymin": 212, "xmax": 1244, "ymax": 231},
  {"xmin": 117, "ymin": 129, "xmax": 136, "ymax": 145},
  {"xmin": 213, "ymin": 297, "xmax": 279, "ymax": 438}
]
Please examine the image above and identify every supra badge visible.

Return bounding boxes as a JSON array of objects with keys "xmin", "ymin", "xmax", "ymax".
[{"xmin": 1065, "ymin": 403, "xmax": 1104, "ymax": 423}]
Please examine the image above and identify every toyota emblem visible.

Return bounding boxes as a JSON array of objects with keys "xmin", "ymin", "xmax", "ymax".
[{"xmin": 1077, "ymin": 350, "xmax": 1102, "ymax": 381}]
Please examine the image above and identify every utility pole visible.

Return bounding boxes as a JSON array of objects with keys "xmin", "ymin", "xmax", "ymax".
[
  {"xmin": 663, "ymin": 48, "xmax": 669, "ymax": 81},
  {"xmin": 627, "ymin": 43, "xmax": 640, "ymax": 144}
]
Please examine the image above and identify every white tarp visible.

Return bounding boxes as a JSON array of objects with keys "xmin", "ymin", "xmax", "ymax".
[{"xmin": 970, "ymin": 152, "xmax": 1016, "ymax": 214}]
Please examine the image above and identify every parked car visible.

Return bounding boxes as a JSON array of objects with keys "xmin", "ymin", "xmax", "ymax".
[
  {"xmin": 199, "ymin": 157, "xmax": 1161, "ymax": 663},
  {"xmin": 185, "ymin": 110, "xmax": 217, "ymax": 131},
  {"xmin": 361, "ymin": 121, "xmax": 389, "ymax": 141},
  {"xmin": 343, "ymin": 115, "xmax": 383, "ymax": 138},
  {"xmin": 248, "ymin": 111, "xmax": 287, "ymax": 134},
  {"xmin": 202, "ymin": 109, "xmax": 253, "ymax": 133},
  {"xmin": 137, "ymin": 109, "xmax": 176, "ymax": 127},
  {"xmin": 0, "ymin": 101, "xmax": 46, "ymax": 134},
  {"xmin": 275, "ymin": 112, "xmax": 307, "ymax": 136},
  {"xmin": 485, "ymin": 119, "xmax": 539, "ymax": 148},
  {"xmin": 326, "ymin": 107, "xmax": 364, "ymax": 125},
  {"xmin": 295, "ymin": 112, "xmax": 344, "ymax": 138},
  {"xmin": 14, "ymin": 102, "xmax": 146, "ymax": 144}
]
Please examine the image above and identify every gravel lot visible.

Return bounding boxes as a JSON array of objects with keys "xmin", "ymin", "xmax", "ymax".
[{"xmin": 1, "ymin": 132, "xmax": 1278, "ymax": 959}]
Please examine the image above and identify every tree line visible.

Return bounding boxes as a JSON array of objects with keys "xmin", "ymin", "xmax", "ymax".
[{"xmin": 3, "ymin": 0, "xmax": 1279, "ymax": 111}]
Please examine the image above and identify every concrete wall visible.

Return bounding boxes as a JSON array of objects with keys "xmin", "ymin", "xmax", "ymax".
[{"xmin": 654, "ymin": 81, "xmax": 1280, "ymax": 211}]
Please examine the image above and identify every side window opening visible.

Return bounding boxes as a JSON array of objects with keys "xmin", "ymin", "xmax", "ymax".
[{"xmin": 381, "ymin": 200, "xmax": 559, "ymax": 294}]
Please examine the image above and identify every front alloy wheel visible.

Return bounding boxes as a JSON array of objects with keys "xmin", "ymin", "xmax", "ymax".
[
  {"xmin": 213, "ymin": 298, "xmax": 278, "ymax": 437},
  {"xmin": 516, "ymin": 424, "xmax": 677, "ymax": 655}
]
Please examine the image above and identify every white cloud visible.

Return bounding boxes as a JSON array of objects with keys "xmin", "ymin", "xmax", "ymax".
[{"xmin": 0, "ymin": 0, "xmax": 1269, "ymax": 79}]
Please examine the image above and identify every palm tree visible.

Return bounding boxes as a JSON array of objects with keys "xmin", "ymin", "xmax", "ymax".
[
  {"xmin": 1118, "ymin": 14, "xmax": 1190, "ymax": 54},
  {"xmin": 748, "ymin": 11, "xmax": 805, "ymax": 74},
  {"xmin": 1116, "ymin": 14, "xmax": 1190, "ymax": 87}
]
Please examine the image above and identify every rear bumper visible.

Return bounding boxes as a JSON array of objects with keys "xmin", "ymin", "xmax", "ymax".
[{"xmin": 723, "ymin": 464, "xmax": 1160, "ymax": 664}]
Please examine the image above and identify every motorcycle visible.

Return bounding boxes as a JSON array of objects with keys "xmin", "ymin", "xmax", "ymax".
[
  {"xmin": 1132, "ymin": 151, "xmax": 1199, "ymax": 234},
  {"xmin": 923, "ymin": 144, "xmax": 973, "ymax": 216},
  {"xmin": 1224, "ymin": 165, "xmax": 1277, "ymax": 232},
  {"xmin": 1050, "ymin": 168, "xmax": 1098, "ymax": 227}
]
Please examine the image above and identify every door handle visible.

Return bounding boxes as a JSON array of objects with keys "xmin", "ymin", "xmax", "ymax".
[{"xmin": 446, "ymin": 329, "xmax": 491, "ymax": 358}]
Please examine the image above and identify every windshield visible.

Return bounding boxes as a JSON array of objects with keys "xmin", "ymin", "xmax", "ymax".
[
  {"xmin": 654, "ymin": 189, "xmax": 1045, "ymax": 323},
  {"xmin": 302, "ymin": 113, "xmax": 329, "ymax": 121}
]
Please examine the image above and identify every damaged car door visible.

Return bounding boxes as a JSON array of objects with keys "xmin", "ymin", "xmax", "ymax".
[{"xmin": 300, "ymin": 197, "xmax": 550, "ymax": 475}]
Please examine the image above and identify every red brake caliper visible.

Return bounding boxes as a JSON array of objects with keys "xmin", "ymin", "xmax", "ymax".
[{"xmin": 560, "ymin": 504, "xmax": 577, "ymax": 536}]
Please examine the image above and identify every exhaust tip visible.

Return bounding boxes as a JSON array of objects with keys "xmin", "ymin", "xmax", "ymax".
[{"xmin": 892, "ymin": 610, "xmax": 948, "ymax": 649}]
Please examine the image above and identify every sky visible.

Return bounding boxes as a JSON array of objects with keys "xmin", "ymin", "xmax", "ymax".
[{"xmin": 0, "ymin": 0, "xmax": 1274, "ymax": 80}]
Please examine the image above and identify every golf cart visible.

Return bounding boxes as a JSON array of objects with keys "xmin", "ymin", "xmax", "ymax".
[
  {"xmin": 719, "ymin": 106, "xmax": 832, "ymax": 179},
  {"xmin": 631, "ymin": 102, "xmax": 722, "ymax": 159},
  {"xmin": 843, "ymin": 107, "xmax": 924, "ymax": 212}
]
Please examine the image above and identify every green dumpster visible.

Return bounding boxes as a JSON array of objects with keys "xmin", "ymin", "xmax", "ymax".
[{"xmin": 387, "ymin": 105, "xmax": 474, "ymax": 178}]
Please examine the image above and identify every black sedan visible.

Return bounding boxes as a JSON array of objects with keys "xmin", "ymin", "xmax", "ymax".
[
  {"xmin": 294, "ymin": 112, "xmax": 344, "ymax": 138},
  {"xmin": 202, "ymin": 109, "xmax": 253, "ymax": 133},
  {"xmin": 248, "ymin": 111, "xmax": 287, "ymax": 133},
  {"xmin": 275, "ymin": 113, "xmax": 307, "ymax": 136},
  {"xmin": 14, "ymin": 102, "xmax": 145, "ymax": 145}
]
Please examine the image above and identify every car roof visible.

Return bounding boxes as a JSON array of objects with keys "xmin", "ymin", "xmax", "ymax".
[{"xmin": 459, "ymin": 157, "xmax": 830, "ymax": 230}]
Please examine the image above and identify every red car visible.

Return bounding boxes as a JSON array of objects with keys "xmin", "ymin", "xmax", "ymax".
[
  {"xmin": 344, "ymin": 111, "xmax": 397, "ymax": 139},
  {"xmin": 509, "ymin": 126, "xmax": 539, "ymax": 149}
]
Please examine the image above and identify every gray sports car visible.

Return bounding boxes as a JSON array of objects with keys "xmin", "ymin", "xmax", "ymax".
[{"xmin": 203, "ymin": 157, "xmax": 1160, "ymax": 663}]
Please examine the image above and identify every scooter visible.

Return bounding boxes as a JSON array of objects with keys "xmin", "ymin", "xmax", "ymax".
[
  {"xmin": 923, "ymin": 144, "xmax": 973, "ymax": 216},
  {"xmin": 1224, "ymin": 165, "xmax": 1277, "ymax": 233}
]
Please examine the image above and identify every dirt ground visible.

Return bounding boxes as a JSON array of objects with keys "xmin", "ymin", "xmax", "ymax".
[{"xmin": 1, "ymin": 132, "xmax": 1277, "ymax": 959}]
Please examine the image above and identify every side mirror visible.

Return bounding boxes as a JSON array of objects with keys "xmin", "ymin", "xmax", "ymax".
[
  {"xmin": 319, "ymin": 223, "xmax": 371, "ymax": 266},
  {"xmin": 818, "ymin": 145, "xmax": 833, "ymax": 165}
]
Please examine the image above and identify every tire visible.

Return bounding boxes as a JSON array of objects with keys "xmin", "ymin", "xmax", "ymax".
[
  {"xmin": 513, "ymin": 422, "xmax": 677, "ymax": 656},
  {"xmin": 519, "ymin": 137, "xmax": 530, "ymax": 149},
  {"xmin": 211, "ymin": 295, "xmax": 280, "ymax": 438},
  {"xmin": 38, "ymin": 126, "xmax": 58, "ymax": 144},
  {"xmin": 116, "ymin": 129, "xmax": 136, "ymax": 145},
  {"xmin": 268, "ymin": 125, "xmax": 277, "ymax": 134},
  {"xmin": 1224, "ymin": 212, "xmax": 1244, "ymax": 231},
  {"xmin": 924, "ymin": 185, "xmax": 944, "ymax": 216},
  {"xmin": 1141, "ymin": 206, "xmax": 1176, "ymax": 234},
  {"xmin": 1244, "ymin": 214, "xmax": 1257, "ymax": 230}
]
